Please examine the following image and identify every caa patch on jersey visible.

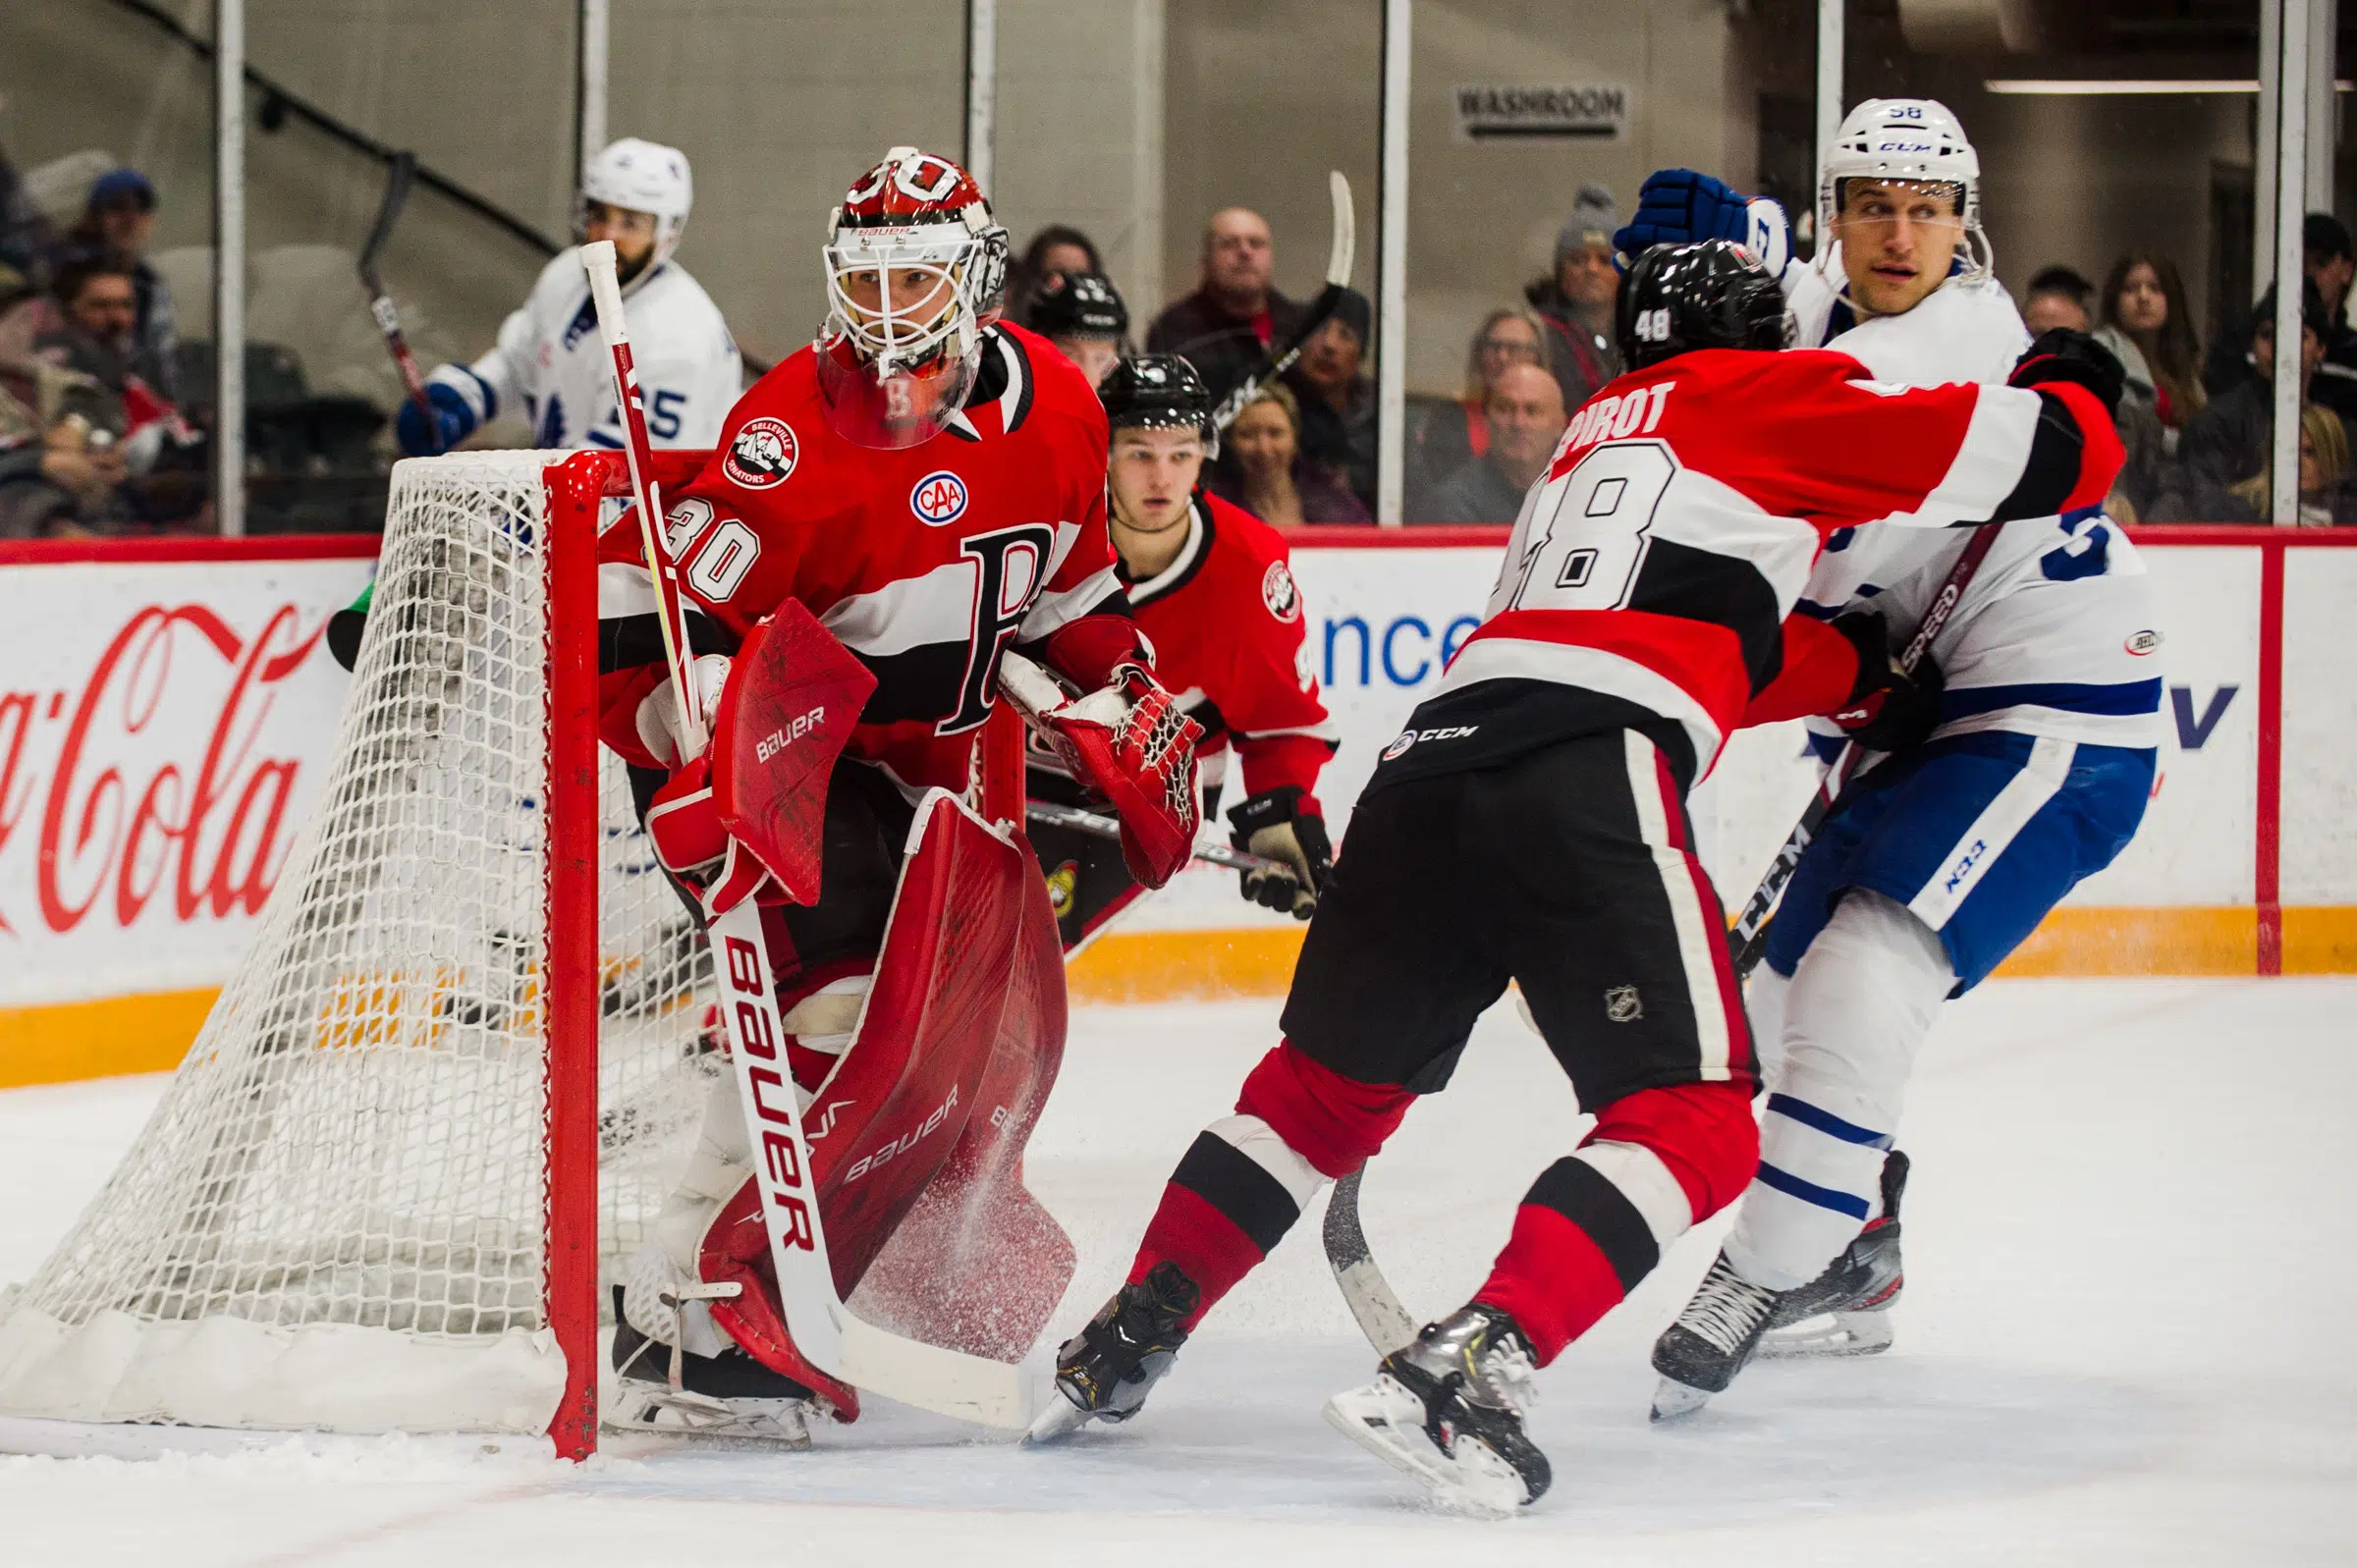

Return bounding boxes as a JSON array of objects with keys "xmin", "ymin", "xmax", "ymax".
[
  {"xmin": 723, "ymin": 416, "xmax": 799, "ymax": 489},
  {"xmin": 1262, "ymin": 561, "xmax": 1302, "ymax": 623},
  {"xmin": 910, "ymin": 469, "xmax": 970, "ymax": 526}
]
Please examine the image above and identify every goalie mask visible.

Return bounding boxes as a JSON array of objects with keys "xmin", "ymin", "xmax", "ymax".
[
  {"xmin": 1818, "ymin": 98, "xmax": 1993, "ymax": 286},
  {"xmin": 817, "ymin": 145, "xmax": 1011, "ymax": 449}
]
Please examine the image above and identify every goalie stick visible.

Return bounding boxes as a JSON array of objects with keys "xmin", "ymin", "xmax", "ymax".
[
  {"xmin": 581, "ymin": 242, "xmax": 1033, "ymax": 1432},
  {"xmin": 1206, "ymin": 171, "xmax": 1356, "ymax": 435},
  {"xmin": 358, "ymin": 150, "xmax": 435, "ymax": 431},
  {"xmin": 1321, "ymin": 522, "xmax": 2005, "ymax": 1356}
]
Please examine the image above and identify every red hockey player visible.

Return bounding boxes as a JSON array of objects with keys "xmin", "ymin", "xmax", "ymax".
[
  {"xmin": 1028, "ymin": 243, "xmax": 2124, "ymax": 1514},
  {"xmin": 595, "ymin": 146, "xmax": 1200, "ymax": 1443},
  {"xmin": 1027, "ymin": 353, "xmax": 1339, "ymax": 947}
]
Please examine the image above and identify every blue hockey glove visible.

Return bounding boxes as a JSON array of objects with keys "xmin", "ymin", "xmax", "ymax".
[
  {"xmin": 1614, "ymin": 170, "xmax": 1754, "ymax": 257},
  {"xmin": 395, "ymin": 379, "xmax": 478, "ymax": 457}
]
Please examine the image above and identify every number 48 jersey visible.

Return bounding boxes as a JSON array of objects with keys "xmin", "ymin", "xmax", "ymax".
[
  {"xmin": 1372, "ymin": 346, "xmax": 2123, "ymax": 794},
  {"xmin": 597, "ymin": 322, "xmax": 1135, "ymax": 795}
]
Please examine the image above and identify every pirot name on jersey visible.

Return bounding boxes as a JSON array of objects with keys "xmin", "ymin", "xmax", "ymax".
[
  {"xmin": 1106, "ymin": 491, "xmax": 1337, "ymax": 805},
  {"xmin": 598, "ymin": 323, "xmax": 1133, "ymax": 794},
  {"xmin": 1374, "ymin": 346, "xmax": 2122, "ymax": 791}
]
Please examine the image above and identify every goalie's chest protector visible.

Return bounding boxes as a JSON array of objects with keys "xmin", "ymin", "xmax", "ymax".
[{"xmin": 628, "ymin": 324, "xmax": 1119, "ymax": 791}]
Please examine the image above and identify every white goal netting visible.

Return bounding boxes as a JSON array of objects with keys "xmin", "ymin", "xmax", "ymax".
[{"xmin": 0, "ymin": 453, "xmax": 713, "ymax": 1437}]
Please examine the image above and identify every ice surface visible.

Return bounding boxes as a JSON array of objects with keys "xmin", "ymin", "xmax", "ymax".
[{"xmin": 2, "ymin": 978, "xmax": 2352, "ymax": 1565}]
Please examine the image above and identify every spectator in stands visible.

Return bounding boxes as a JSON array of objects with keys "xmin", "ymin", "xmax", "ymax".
[
  {"xmin": 62, "ymin": 169, "xmax": 177, "ymax": 401},
  {"xmin": 1010, "ymin": 224, "xmax": 1105, "ymax": 331},
  {"xmin": 2159, "ymin": 281, "xmax": 2343, "ymax": 522},
  {"xmin": 1282, "ymin": 286, "xmax": 1375, "ymax": 511},
  {"xmin": 1215, "ymin": 381, "xmax": 1368, "ymax": 525},
  {"xmin": 1406, "ymin": 306, "xmax": 1549, "ymax": 515},
  {"xmin": 1148, "ymin": 207, "xmax": 1305, "ymax": 408},
  {"xmin": 32, "ymin": 248, "xmax": 203, "ymax": 528},
  {"xmin": 1524, "ymin": 186, "xmax": 1620, "ymax": 408},
  {"xmin": 2206, "ymin": 213, "xmax": 2357, "ymax": 405},
  {"xmin": 1419, "ymin": 361, "xmax": 1564, "ymax": 524},
  {"xmin": 0, "ymin": 411, "xmax": 129, "ymax": 538},
  {"xmin": 2095, "ymin": 250, "xmax": 2205, "ymax": 440},
  {"xmin": 2022, "ymin": 265, "xmax": 2094, "ymax": 334},
  {"xmin": 0, "ymin": 125, "xmax": 54, "ymax": 297},
  {"xmin": 2219, "ymin": 403, "xmax": 2355, "ymax": 524}
]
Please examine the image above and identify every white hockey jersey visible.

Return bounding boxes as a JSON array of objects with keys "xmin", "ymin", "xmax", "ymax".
[
  {"xmin": 428, "ymin": 246, "xmax": 741, "ymax": 451},
  {"xmin": 1779, "ymin": 252, "xmax": 2165, "ymax": 752}
]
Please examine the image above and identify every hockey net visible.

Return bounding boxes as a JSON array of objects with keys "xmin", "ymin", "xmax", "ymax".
[{"xmin": 0, "ymin": 450, "xmax": 1026, "ymax": 1457}]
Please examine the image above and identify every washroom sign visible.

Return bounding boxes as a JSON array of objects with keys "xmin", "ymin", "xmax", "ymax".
[{"xmin": 1453, "ymin": 82, "xmax": 1628, "ymax": 141}]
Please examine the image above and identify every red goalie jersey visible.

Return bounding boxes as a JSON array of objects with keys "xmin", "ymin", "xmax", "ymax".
[{"xmin": 598, "ymin": 323, "xmax": 1144, "ymax": 790}]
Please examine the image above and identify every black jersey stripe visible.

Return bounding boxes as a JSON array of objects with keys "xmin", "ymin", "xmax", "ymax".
[
  {"xmin": 1170, "ymin": 1130, "xmax": 1302, "ymax": 1256},
  {"xmin": 1622, "ymin": 538, "xmax": 1783, "ymax": 691},
  {"xmin": 1524, "ymin": 1156, "xmax": 1661, "ymax": 1293}
]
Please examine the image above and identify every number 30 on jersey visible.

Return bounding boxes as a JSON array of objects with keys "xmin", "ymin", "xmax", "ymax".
[{"xmin": 1507, "ymin": 441, "xmax": 1676, "ymax": 612}]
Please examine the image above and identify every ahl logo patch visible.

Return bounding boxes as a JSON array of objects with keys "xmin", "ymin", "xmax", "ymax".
[
  {"xmin": 722, "ymin": 416, "xmax": 798, "ymax": 489},
  {"xmin": 910, "ymin": 469, "xmax": 969, "ymax": 525},
  {"xmin": 1262, "ymin": 561, "xmax": 1302, "ymax": 622},
  {"xmin": 1604, "ymin": 985, "xmax": 1644, "ymax": 1023},
  {"xmin": 2125, "ymin": 628, "xmax": 2163, "ymax": 657},
  {"xmin": 1382, "ymin": 730, "xmax": 1417, "ymax": 761}
]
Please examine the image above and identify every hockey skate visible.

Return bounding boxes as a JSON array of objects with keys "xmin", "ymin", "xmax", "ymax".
[
  {"xmin": 1024, "ymin": 1261, "xmax": 1199, "ymax": 1444},
  {"xmin": 1756, "ymin": 1149, "xmax": 1909, "ymax": 1359},
  {"xmin": 605, "ymin": 1286, "xmax": 821, "ymax": 1446},
  {"xmin": 1323, "ymin": 1305, "xmax": 1551, "ymax": 1520},
  {"xmin": 1649, "ymin": 1253, "xmax": 1784, "ymax": 1421}
]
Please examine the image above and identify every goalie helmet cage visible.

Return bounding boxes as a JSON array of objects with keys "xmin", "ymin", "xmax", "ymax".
[{"xmin": 0, "ymin": 450, "xmax": 1031, "ymax": 1461}]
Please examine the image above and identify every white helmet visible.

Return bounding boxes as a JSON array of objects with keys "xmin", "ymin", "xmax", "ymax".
[
  {"xmin": 1818, "ymin": 98, "xmax": 1992, "ymax": 284},
  {"xmin": 581, "ymin": 137, "xmax": 693, "ymax": 275}
]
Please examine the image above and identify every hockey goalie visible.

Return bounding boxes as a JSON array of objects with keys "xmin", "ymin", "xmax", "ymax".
[{"xmin": 595, "ymin": 146, "xmax": 1202, "ymax": 1443}]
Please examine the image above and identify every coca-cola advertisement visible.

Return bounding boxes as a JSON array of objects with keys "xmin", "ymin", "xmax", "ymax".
[{"xmin": 0, "ymin": 546, "xmax": 374, "ymax": 1017}]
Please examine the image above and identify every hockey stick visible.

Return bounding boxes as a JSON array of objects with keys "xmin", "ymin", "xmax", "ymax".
[
  {"xmin": 358, "ymin": 150, "xmax": 436, "ymax": 430},
  {"xmin": 1319, "ymin": 523, "xmax": 2007, "ymax": 1358},
  {"xmin": 1207, "ymin": 171, "xmax": 1356, "ymax": 435},
  {"xmin": 582, "ymin": 242, "xmax": 1032, "ymax": 1432},
  {"xmin": 1725, "ymin": 520, "xmax": 2001, "ymax": 979},
  {"xmin": 1021, "ymin": 799, "xmax": 1284, "ymax": 876}
]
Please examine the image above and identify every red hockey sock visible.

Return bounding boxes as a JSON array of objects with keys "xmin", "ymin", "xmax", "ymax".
[
  {"xmin": 1128, "ymin": 1041, "xmax": 1412, "ymax": 1329},
  {"xmin": 1474, "ymin": 1079, "xmax": 1758, "ymax": 1363}
]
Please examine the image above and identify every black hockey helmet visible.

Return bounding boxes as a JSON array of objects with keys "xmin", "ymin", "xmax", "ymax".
[
  {"xmin": 1031, "ymin": 270, "xmax": 1129, "ymax": 341},
  {"xmin": 1098, "ymin": 353, "xmax": 1217, "ymax": 455},
  {"xmin": 1615, "ymin": 240, "xmax": 1793, "ymax": 372}
]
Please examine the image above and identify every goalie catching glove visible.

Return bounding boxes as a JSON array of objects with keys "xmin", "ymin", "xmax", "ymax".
[
  {"xmin": 1001, "ymin": 652, "xmax": 1204, "ymax": 888},
  {"xmin": 1227, "ymin": 785, "xmax": 1332, "ymax": 920}
]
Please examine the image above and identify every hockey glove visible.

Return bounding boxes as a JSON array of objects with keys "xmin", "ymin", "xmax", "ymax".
[
  {"xmin": 1828, "ymin": 611, "xmax": 1945, "ymax": 754},
  {"xmin": 1227, "ymin": 785, "xmax": 1333, "ymax": 921},
  {"xmin": 2009, "ymin": 329, "xmax": 2126, "ymax": 418},
  {"xmin": 631, "ymin": 653, "xmax": 734, "ymax": 770},
  {"xmin": 645, "ymin": 754, "xmax": 781, "ymax": 915},
  {"xmin": 1002, "ymin": 654, "xmax": 1203, "ymax": 889},
  {"xmin": 394, "ymin": 378, "xmax": 478, "ymax": 457},
  {"xmin": 1615, "ymin": 171, "xmax": 1788, "ymax": 275}
]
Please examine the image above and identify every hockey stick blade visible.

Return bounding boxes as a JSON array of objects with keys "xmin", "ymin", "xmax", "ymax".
[
  {"xmin": 1727, "ymin": 520, "xmax": 2002, "ymax": 978},
  {"xmin": 1323, "ymin": 1169, "xmax": 1420, "ymax": 1356},
  {"xmin": 1209, "ymin": 172, "xmax": 1357, "ymax": 435},
  {"xmin": 1022, "ymin": 800, "xmax": 1283, "ymax": 876}
]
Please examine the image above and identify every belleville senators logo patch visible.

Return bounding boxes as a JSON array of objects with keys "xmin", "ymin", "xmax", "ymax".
[
  {"xmin": 722, "ymin": 416, "xmax": 798, "ymax": 489},
  {"xmin": 1261, "ymin": 561, "xmax": 1302, "ymax": 623}
]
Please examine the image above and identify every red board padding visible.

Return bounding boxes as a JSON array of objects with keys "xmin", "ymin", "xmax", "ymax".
[
  {"xmin": 713, "ymin": 599, "xmax": 877, "ymax": 904},
  {"xmin": 817, "ymin": 793, "xmax": 1074, "ymax": 1360}
]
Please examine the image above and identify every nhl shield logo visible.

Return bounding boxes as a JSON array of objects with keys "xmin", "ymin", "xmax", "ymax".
[
  {"xmin": 1261, "ymin": 561, "xmax": 1301, "ymax": 623},
  {"xmin": 1604, "ymin": 984, "xmax": 1643, "ymax": 1023},
  {"xmin": 910, "ymin": 470, "xmax": 969, "ymax": 525},
  {"xmin": 722, "ymin": 416, "xmax": 798, "ymax": 489}
]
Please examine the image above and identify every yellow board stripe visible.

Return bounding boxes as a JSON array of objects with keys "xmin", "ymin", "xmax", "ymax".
[{"xmin": 8, "ymin": 906, "xmax": 2354, "ymax": 1089}]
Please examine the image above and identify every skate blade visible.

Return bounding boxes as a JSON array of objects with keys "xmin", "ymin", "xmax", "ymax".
[
  {"xmin": 1648, "ymin": 1376, "xmax": 1713, "ymax": 1424},
  {"xmin": 603, "ymin": 1386, "xmax": 813, "ymax": 1448},
  {"xmin": 1757, "ymin": 1308, "xmax": 1894, "ymax": 1360},
  {"xmin": 1021, "ymin": 1389, "xmax": 1093, "ymax": 1447},
  {"xmin": 1322, "ymin": 1378, "xmax": 1524, "ymax": 1521}
]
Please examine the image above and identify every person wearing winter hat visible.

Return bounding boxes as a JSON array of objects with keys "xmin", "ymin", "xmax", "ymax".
[{"xmin": 1525, "ymin": 184, "xmax": 1621, "ymax": 407}]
